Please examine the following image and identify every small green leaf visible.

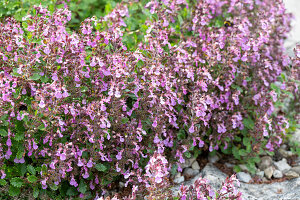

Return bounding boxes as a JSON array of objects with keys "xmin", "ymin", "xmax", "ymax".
[
  {"xmin": 40, "ymin": 76, "xmax": 49, "ymax": 83},
  {"xmin": 29, "ymin": 73, "xmax": 41, "ymax": 81},
  {"xmin": 27, "ymin": 175, "xmax": 37, "ymax": 183},
  {"xmin": 243, "ymin": 117, "xmax": 255, "ymax": 130},
  {"xmin": 0, "ymin": 179, "xmax": 7, "ymax": 186},
  {"xmin": 184, "ymin": 151, "xmax": 192, "ymax": 159},
  {"xmin": 79, "ymin": 180, "xmax": 87, "ymax": 194},
  {"xmin": 238, "ymin": 149, "xmax": 248, "ymax": 156},
  {"xmin": 9, "ymin": 186, "xmax": 21, "ymax": 197},
  {"xmin": 27, "ymin": 165, "xmax": 36, "ymax": 175},
  {"xmin": 49, "ymin": 183, "xmax": 58, "ymax": 191},
  {"xmin": 95, "ymin": 163, "xmax": 107, "ymax": 172},
  {"xmin": 10, "ymin": 177, "xmax": 24, "ymax": 188},
  {"xmin": 33, "ymin": 186, "xmax": 39, "ymax": 198},
  {"xmin": 0, "ymin": 129, "xmax": 8, "ymax": 137},
  {"xmin": 121, "ymin": 117, "xmax": 129, "ymax": 124},
  {"xmin": 233, "ymin": 165, "xmax": 241, "ymax": 173}
]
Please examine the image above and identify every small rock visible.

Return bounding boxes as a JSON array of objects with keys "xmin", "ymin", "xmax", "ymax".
[
  {"xmin": 180, "ymin": 157, "xmax": 196, "ymax": 169},
  {"xmin": 274, "ymin": 158, "xmax": 291, "ymax": 173},
  {"xmin": 191, "ymin": 161, "xmax": 200, "ymax": 170},
  {"xmin": 119, "ymin": 182, "xmax": 125, "ymax": 189},
  {"xmin": 280, "ymin": 144, "xmax": 287, "ymax": 150},
  {"xmin": 258, "ymin": 156, "xmax": 273, "ymax": 170},
  {"xmin": 239, "ymin": 164, "xmax": 249, "ymax": 172},
  {"xmin": 236, "ymin": 172, "xmax": 252, "ymax": 183},
  {"xmin": 264, "ymin": 166, "xmax": 274, "ymax": 179},
  {"xmin": 208, "ymin": 154, "xmax": 220, "ymax": 164},
  {"xmin": 173, "ymin": 176, "xmax": 185, "ymax": 184},
  {"xmin": 291, "ymin": 166, "xmax": 300, "ymax": 174},
  {"xmin": 284, "ymin": 170, "xmax": 300, "ymax": 179},
  {"xmin": 278, "ymin": 148, "xmax": 293, "ymax": 158},
  {"xmin": 256, "ymin": 171, "xmax": 264, "ymax": 179},
  {"xmin": 273, "ymin": 170, "xmax": 283, "ymax": 178},
  {"xmin": 225, "ymin": 162, "xmax": 234, "ymax": 168},
  {"xmin": 183, "ymin": 167, "xmax": 199, "ymax": 178}
]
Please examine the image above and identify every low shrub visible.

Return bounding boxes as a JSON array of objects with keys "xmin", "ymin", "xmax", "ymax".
[{"xmin": 0, "ymin": 0, "xmax": 298, "ymax": 199}]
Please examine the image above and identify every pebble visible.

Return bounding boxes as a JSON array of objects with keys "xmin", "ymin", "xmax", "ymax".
[
  {"xmin": 291, "ymin": 166, "xmax": 300, "ymax": 174},
  {"xmin": 208, "ymin": 154, "xmax": 220, "ymax": 164},
  {"xmin": 239, "ymin": 164, "xmax": 249, "ymax": 172},
  {"xmin": 181, "ymin": 157, "xmax": 196, "ymax": 169},
  {"xmin": 236, "ymin": 172, "xmax": 252, "ymax": 183},
  {"xmin": 173, "ymin": 175, "xmax": 185, "ymax": 184},
  {"xmin": 278, "ymin": 148, "xmax": 293, "ymax": 157},
  {"xmin": 274, "ymin": 158, "xmax": 291, "ymax": 173},
  {"xmin": 256, "ymin": 171, "xmax": 264, "ymax": 179},
  {"xmin": 273, "ymin": 170, "xmax": 283, "ymax": 179},
  {"xmin": 191, "ymin": 161, "xmax": 200, "ymax": 170},
  {"xmin": 284, "ymin": 170, "xmax": 300, "ymax": 179},
  {"xmin": 264, "ymin": 166, "xmax": 274, "ymax": 179},
  {"xmin": 225, "ymin": 162, "xmax": 234, "ymax": 168},
  {"xmin": 258, "ymin": 156, "xmax": 273, "ymax": 170},
  {"xmin": 183, "ymin": 168, "xmax": 199, "ymax": 178}
]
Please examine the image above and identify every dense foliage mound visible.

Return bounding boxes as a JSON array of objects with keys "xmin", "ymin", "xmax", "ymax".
[{"xmin": 0, "ymin": 0, "xmax": 299, "ymax": 199}]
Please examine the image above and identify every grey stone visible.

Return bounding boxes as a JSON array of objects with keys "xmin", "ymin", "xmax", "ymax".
[
  {"xmin": 208, "ymin": 154, "xmax": 220, "ymax": 164},
  {"xmin": 273, "ymin": 170, "xmax": 283, "ymax": 179},
  {"xmin": 256, "ymin": 171, "xmax": 265, "ymax": 179},
  {"xmin": 183, "ymin": 168, "xmax": 199, "ymax": 178},
  {"xmin": 258, "ymin": 156, "xmax": 273, "ymax": 170},
  {"xmin": 180, "ymin": 157, "xmax": 196, "ymax": 169},
  {"xmin": 239, "ymin": 164, "xmax": 249, "ymax": 172},
  {"xmin": 291, "ymin": 166, "xmax": 300, "ymax": 174},
  {"xmin": 264, "ymin": 166, "xmax": 274, "ymax": 179},
  {"xmin": 173, "ymin": 176, "xmax": 185, "ymax": 184},
  {"xmin": 236, "ymin": 172, "xmax": 252, "ymax": 183},
  {"xmin": 278, "ymin": 149, "xmax": 293, "ymax": 158},
  {"xmin": 171, "ymin": 162, "xmax": 300, "ymax": 200},
  {"xmin": 284, "ymin": 170, "xmax": 300, "ymax": 179},
  {"xmin": 191, "ymin": 161, "xmax": 200, "ymax": 170},
  {"xmin": 274, "ymin": 158, "xmax": 291, "ymax": 173},
  {"xmin": 225, "ymin": 162, "xmax": 234, "ymax": 168},
  {"xmin": 291, "ymin": 129, "xmax": 300, "ymax": 144},
  {"xmin": 119, "ymin": 181, "xmax": 125, "ymax": 189}
]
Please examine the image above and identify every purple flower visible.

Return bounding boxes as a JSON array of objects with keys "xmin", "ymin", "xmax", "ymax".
[{"xmin": 116, "ymin": 151, "xmax": 123, "ymax": 160}]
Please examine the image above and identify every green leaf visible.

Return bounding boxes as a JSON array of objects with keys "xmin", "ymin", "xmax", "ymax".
[
  {"xmin": 238, "ymin": 149, "xmax": 248, "ymax": 156},
  {"xmin": 9, "ymin": 186, "xmax": 21, "ymax": 197},
  {"xmin": 243, "ymin": 117, "xmax": 255, "ymax": 130},
  {"xmin": 0, "ymin": 179, "xmax": 7, "ymax": 186},
  {"xmin": 0, "ymin": 129, "xmax": 8, "ymax": 137},
  {"xmin": 67, "ymin": 187, "xmax": 78, "ymax": 196},
  {"xmin": 177, "ymin": 129, "xmax": 186, "ymax": 140},
  {"xmin": 233, "ymin": 165, "xmax": 241, "ymax": 173},
  {"xmin": 27, "ymin": 165, "xmax": 36, "ymax": 175},
  {"xmin": 10, "ymin": 177, "xmax": 24, "ymax": 188},
  {"xmin": 40, "ymin": 76, "xmax": 49, "ymax": 83},
  {"xmin": 33, "ymin": 186, "xmax": 39, "ymax": 198},
  {"xmin": 17, "ymin": 150, "xmax": 23, "ymax": 159},
  {"xmin": 184, "ymin": 151, "xmax": 192, "ymax": 159},
  {"xmin": 29, "ymin": 73, "xmax": 41, "ymax": 81},
  {"xmin": 95, "ymin": 163, "xmax": 107, "ymax": 172},
  {"xmin": 49, "ymin": 183, "xmax": 58, "ymax": 191},
  {"xmin": 121, "ymin": 117, "xmax": 129, "ymax": 124},
  {"xmin": 27, "ymin": 175, "xmax": 37, "ymax": 183},
  {"xmin": 79, "ymin": 180, "xmax": 87, "ymax": 194},
  {"xmin": 171, "ymin": 164, "xmax": 178, "ymax": 176}
]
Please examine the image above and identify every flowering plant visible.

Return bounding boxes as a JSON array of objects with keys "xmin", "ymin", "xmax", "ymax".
[{"xmin": 0, "ymin": 0, "xmax": 298, "ymax": 199}]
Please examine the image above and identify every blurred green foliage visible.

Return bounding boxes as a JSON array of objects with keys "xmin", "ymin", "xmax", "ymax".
[{"xmin": 0, "ymin": 0, "xmax": 120, "ymax": 29}]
